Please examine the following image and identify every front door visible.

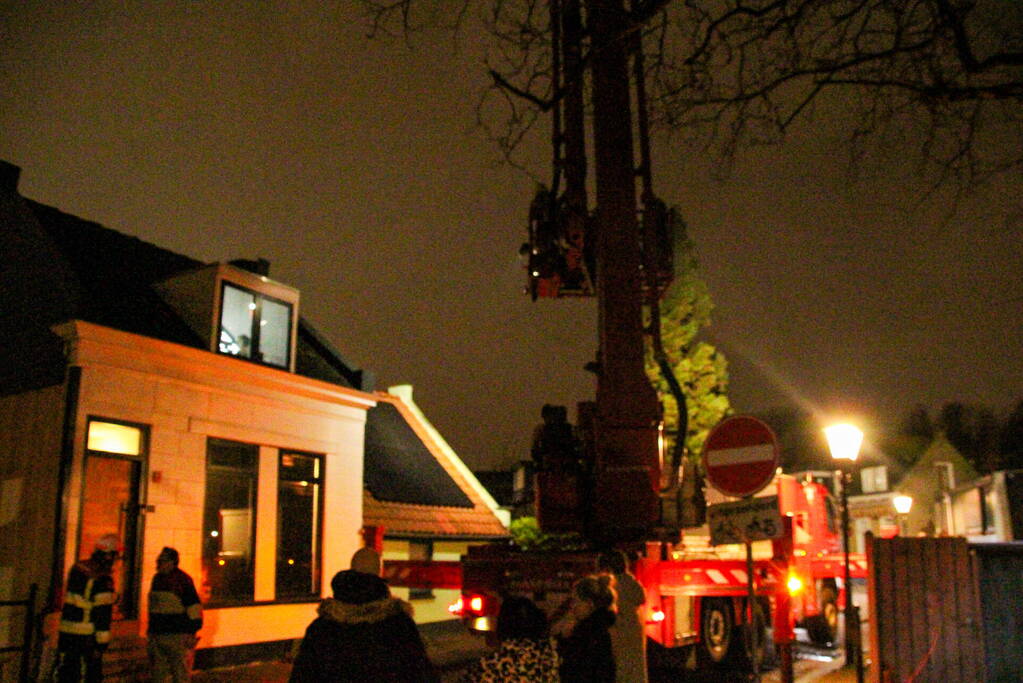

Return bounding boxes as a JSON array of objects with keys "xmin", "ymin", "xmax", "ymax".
[{"xmin": 79, "ymin": 419, "xmax": 147, "ymax": 621}]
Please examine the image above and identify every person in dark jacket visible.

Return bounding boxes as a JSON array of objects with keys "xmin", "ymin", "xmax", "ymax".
[
  {"xmin": 147, "ymin": 547, "xmax": 203, "ymax": 683},
  {"xmin": 460, "ymin": 596, "xmax": 559, "ymax": 683},
  {"xmin": 553, "ymin": 573, "xmax": 617, "ymax": 683},
  {"xmin": 289, "ymin": 569, "xmax": 439, "ymax": 683},
  {"xmin": 55, "ymin": 534, "xmax": 119, "ymax": 683}
]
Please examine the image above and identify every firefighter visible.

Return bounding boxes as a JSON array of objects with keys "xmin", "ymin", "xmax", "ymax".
[{"xmin": 55, "ymin": 534, "xmax": 119, "ymax": 683}]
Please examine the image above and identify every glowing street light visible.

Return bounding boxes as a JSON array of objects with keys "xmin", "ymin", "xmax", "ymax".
[
  {"xmin": 824, "ymin": 424, "xmax": 863, "ymax": 462},
  {"xmin": 892, "ymin": 494, "xmax": 913, "ymax": 515},
  {"xmin": 824, "ymin": 423, "xmax": 863, "ymax": 669},
  {"xmin": 893, "ymin": 494, "xmax": 913, "ymax": 536}
]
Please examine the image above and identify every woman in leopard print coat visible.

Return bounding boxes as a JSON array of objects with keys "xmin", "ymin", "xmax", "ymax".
[{"xmin": 460, "ymin": 596, "xmax": 559, "ymax": 683}]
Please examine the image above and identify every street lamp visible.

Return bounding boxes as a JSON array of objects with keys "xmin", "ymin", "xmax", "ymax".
[
  {"xmin": 893, "ymin": 494, "xmax": 913, "ymax": 535},
  {"xmin": 824, "ymin": 423, "xmax": 863, "ymax": 668}
]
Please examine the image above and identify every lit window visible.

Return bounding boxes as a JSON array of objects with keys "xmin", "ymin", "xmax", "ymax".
[
  {"xmin": 277, "ymin": 452, "xmax": 323, "ymax": 599},
  {"xmin": 202, "ymin": 439, "xmax": 258, "ymax": 604},
  {"xmin": 860, "ymin": 466, "xmax": 888, "ymax": 493},
  {"xmin": 86, "ymin": 421, "xmax": 142, "ymax": 455},
  {"xmin": 218, "ymin": 283, "xmax": 293, "ymax": 368}
]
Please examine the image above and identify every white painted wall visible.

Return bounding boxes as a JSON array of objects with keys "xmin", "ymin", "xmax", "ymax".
[{"xmin": 58, "ymin": 322, "xmax": 373, "ymax": 649}]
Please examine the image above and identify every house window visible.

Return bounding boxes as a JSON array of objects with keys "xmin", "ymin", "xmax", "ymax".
[
  {"xmin": 203, "ymin": 439, "xmax": 258, "ymax": 604},
  {"xmin": 408, "ymin": 540, "xmax": 433, "ymax": 600},
  {"xmin": 86, "ymin": 420, "xmax": 142, "ymax": 455},
  {"xmin": 218, "ymin": 282, "xmax": 292, "ymax": 369},
  {"xmin": 860, "ymin": 466, "xmax": 888, "ymax": 493},
  {"xmin": 276, "ymin": 452, "xmax": 323, "ymax": 599}
]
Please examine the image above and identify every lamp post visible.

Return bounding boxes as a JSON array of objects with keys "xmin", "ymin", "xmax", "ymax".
[
  {"xmin": 893, "ymin": 494, "xmax": 913, "ymax": 535},
  {"xmin": 824, "ymin": 423, "xmax": 863, "ymax": 668}
]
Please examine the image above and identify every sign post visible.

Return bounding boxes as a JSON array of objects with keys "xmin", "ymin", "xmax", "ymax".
[{"xmin": 702, "ymin": 416, "xmax": 781, "ymax": 682}]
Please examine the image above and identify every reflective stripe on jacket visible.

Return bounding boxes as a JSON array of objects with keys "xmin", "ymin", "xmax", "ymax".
[
  {"xmin": 148, "ymin": 567, "xmax": 203, "ymax": 635},
  {"xmin": 59, "ymin": 561, "xmax": 115, "ymax": 645}
]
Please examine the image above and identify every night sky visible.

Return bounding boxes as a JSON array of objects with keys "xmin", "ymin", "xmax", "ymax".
[{"xmin": 3, "ymin": 3, "xmax": 1020, "ymax": 469}]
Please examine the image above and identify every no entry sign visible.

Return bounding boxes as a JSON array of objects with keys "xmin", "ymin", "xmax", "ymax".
[{"xmin": 702, "ymin": 415, "xmax": 780, "ymax": 498}]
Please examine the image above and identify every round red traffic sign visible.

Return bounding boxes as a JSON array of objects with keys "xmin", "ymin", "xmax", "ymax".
[{"xmin": 702, "ymin": 415, "xmax": 780, "ymax": 498}]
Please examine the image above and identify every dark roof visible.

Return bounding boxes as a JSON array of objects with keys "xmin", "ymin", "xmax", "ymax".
[
  {"xmin": 364, "ymin": 402, "xmax": 474, "ymax": 508},
  {"xmin": 0, "ymin": 180, "xmax": 368, "ymax": 393}
]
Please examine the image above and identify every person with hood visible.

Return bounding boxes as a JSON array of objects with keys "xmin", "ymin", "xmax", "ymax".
[
  {"xmin": 597, "ymin": 549, "xmax": 648, "ymax": 683},
  {"xmin": 55, "ymin": 534, "xmax": 119, "ymax": 683},
  {"xmin": 460, "ymin": 596, "xmax": 559, "ymax": 683},
  {"xmin": 553, "ymin": 573, "xmax": 617, "ymax": 683},
  {"xmin": 288, "ymin": 568, "xmax": 439, "ymax": 682}
]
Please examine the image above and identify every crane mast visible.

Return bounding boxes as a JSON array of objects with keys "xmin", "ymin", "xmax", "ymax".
[
  {"xmin": 526, "ymin": 0, "xmax": 677, "ymax": 544},
  {"xmin": 586, "ymin": 0, "xmax": 662, "ymax": 541}
]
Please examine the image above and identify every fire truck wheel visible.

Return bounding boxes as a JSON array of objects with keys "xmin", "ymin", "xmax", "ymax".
[
  {"xmin": 732, "ymin": 598, "xmax": 771, "ymax": 671},
  {"xmin": 807, "ymin": 585, "xmax": 840, "ymax": 646},
  {"xmin": 697, "ymin": 598, "xmax": 734, "ymax": 666}
]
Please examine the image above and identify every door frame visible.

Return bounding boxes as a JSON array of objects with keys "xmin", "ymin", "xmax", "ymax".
[{"xmin": 76, "ymin": 416, "xmax": 150, "ymax": 620}]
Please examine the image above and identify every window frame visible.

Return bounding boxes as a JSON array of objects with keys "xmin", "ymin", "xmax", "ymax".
[
  {"xmin": 407, "ymin": 540, "xmax": 434, "ymax": 600},
  {"xmin": 217, "ymin": 280, "xmax": 294, "ymax": 370},
  {"xmin": 79, "ymin": 417, "xmax": 149, "ymax": 620},
  {"xmin": 202, "ymin": 438, "xmax": 260, "ymax": 607},
  {"xmin": 275, "ymin": 450, "xmax": 325, "ymax": 601}
]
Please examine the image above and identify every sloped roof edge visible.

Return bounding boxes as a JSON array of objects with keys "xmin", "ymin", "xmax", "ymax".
[{"xmin": 386, "ymin": 384, "xmax": 510, "ymax": 528}]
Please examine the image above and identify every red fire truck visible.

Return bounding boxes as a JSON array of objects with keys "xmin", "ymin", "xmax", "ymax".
[
  {"xmin": 449, "ymin": 472, "xmax": 866, "ymax": 671},
  {"xmin": 388, "ymin": 0, "xmax": 867, "ymax": 673}
]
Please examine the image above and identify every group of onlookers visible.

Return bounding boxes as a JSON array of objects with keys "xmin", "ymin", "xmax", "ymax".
[
  {"xmin": 289, "ymin": 547, "xmax": 648, "ymax": 683},
  {"xmin": 54, "ymin": 539, "xmax": 649, "ymax": 682}
]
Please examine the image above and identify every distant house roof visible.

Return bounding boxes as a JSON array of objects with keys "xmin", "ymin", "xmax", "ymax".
[
  {"xmin": 363, "ymin": 390, "xmax": 509, "ymax": 540},
  {"xmin": 0, "ymin": 163, "xmax": 369, "ymax": 394}
]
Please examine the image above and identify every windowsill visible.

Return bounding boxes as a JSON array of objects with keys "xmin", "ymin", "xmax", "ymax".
[
  {"xmin": 204, "ymin": 596, "xmax": 322, "ymax": 610},
  {"xmin": 216, "ymin": 351, "xmax": 290, "ymax": 372}
]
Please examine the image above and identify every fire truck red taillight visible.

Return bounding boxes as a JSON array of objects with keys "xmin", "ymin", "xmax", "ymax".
[{"xmin": 450, "ymin": 594, "xmax": 488, "ymax": 618}]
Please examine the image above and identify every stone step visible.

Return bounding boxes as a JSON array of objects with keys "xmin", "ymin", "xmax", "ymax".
[{"xmin": 102, "ymin": 636, "xmax": 150, "ymax": 683}]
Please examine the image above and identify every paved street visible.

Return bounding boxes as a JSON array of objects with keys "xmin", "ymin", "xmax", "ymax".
[{"xmin": 192, "ymin": 620, "xmax": 868, "ymax": 683}]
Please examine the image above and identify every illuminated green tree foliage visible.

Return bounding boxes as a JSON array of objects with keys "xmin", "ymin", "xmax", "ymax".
[{"xmin": 644, "ymin": 228, "xmax": 731, "ymax": 463}]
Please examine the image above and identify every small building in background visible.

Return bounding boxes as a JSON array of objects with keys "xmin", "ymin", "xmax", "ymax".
[
  {"xmin": 943, "ymin": 469, "xmax": 1023, "ymax": 542},
  {"xmin": 363, "ymin": 386, "xmax": 508, "ymax": 624},
  {"xmin": 846, "ymin": 434, "xmax": 979, "ymax": 548}
]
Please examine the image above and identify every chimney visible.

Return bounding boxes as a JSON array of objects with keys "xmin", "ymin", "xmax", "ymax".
[{"xmin": 0, "ymin": 161, "xmax": 21, "ymax": 192}]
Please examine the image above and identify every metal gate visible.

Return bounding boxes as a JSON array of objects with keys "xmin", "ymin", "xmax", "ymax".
[{"xmin": 867, "ymin": 535, "xmax": 985, "ymax": 682}]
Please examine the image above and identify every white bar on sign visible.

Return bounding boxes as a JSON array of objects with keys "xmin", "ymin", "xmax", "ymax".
[{"xmin": 707, "ymin": 444, "xmax": 774, "ymax": 467}]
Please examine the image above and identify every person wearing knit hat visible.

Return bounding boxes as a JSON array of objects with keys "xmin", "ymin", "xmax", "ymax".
[
  {"xmin": 350, "ymin": 546, "xmax": 382, "ymax": 576},
  {"xmin": 289, "ymin": 569, "xmax": 439, "ymax": 682}
]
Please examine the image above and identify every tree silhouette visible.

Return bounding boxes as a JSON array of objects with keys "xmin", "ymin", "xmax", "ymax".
[{"xmin": 363, "ymin": 0, "xmax": 1023, "ymax": 191}]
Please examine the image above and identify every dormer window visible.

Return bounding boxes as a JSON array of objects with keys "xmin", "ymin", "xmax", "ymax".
[
  {"xmin": 218, "ymin": 283, "xmax": 293, "ymax": 368},
  {"xmin": 156, "ymin": 261, "xmax": 300, "ymax": 372}
]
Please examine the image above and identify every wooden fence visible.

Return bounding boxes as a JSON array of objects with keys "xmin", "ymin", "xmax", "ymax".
[{"xmin": 867, "ymin": 535, "xmax": 985, "ymax": 682}]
